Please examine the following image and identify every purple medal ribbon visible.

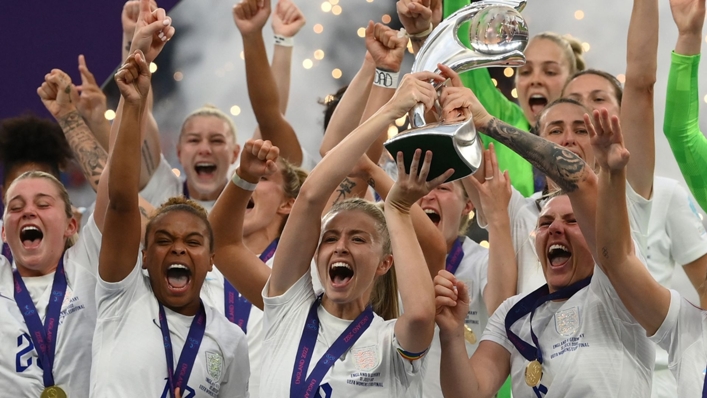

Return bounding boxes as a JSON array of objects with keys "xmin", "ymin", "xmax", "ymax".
[
  {"xmin": 158, "ymin": 301, "xmax": 207, "ymax": 398},
  {"xmin": 182, "ymin": 180, "xmax": 190, "ymax": 200},
  {"xmin": 290, "ymin": 295, "xmax": 374, "ymax": 398},
  {"xmin": 505, "ymin": 276, "xmax": 592, "ymax": 365},
  {"xmin": 12, "ymin": 256, "xmax": 67, "ymax": 388},
  {"xmin": 2, "ymin": 242, "xmax": 12, "ymax": 265},
  {"xmin": 445, "ymin": 237, "xmax": 464, "ymax": 274},
  {"xmin": 224, "ymin": 238, "xmax": 279, "ymax": 333}
]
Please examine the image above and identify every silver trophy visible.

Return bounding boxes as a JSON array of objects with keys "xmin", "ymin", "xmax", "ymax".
[{"xmin": 384, "ymin": 0, "xmax": 529, "ymax": 182}]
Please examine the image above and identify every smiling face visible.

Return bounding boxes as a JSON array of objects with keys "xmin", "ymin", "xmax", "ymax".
[
  {"xmin": 417, "ymin": 181, "xmax": 472, "ymax": 249},
  {"xmin": 143, "ymin": 210, "xmax": 213, "ymax": 315},
  {"xmin": 2, "ymin": 176, "xmax": 76, "ymax": 275},
  {"xmin": 563, "ymin": 73, "xmax": 621, "ymax": 119},
  {"xmin": 517, "ymin": 38, "xmax": 574, "ymax": 125},
  {"xmin": 537, "ymin": 101, "xmax": 595, "ymax": 168},
  {"xmin": 243, "ymin": 168, "xmax": 293, "ymax": 236},
  {"xmin": 534, "ymin": 196, "xmax": 594, "ymax": 292},
  {"xmin": 316, "ymin": 209, "xmax": 392, "ymax": 306},
  {"xmin": 177, "ymin": 115, "xmax": 240, "ymax": 201}
]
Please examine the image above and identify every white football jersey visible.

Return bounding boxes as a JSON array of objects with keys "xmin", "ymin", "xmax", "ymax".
[
  {"xmin": 260, "ymin": 272, "xmax": 426, "ymax": 398},
  {"xmin": 139, "ymin": 155, "xmax": 215, "ymax": 212},
  {"xmin": 423, "ymin": 236, "xmax": 489, "ymax": 398},
  {"xmin": 0, "ymin": 215, "xmax": 102, "ymax": 397},
  {"xmin": 481, "ymin": 265, "xmax": 654, "ymax": 397},
  {"xmin": 202, "ymin": 255, "xmax": 276, "ymax": 398},
  {"xmin": 650, "ymin": 289, "xmax": 707, "ymax": 396},
  {"xmin": 91, "ymin": 260, "xmax": 250, "ymax": 398}
]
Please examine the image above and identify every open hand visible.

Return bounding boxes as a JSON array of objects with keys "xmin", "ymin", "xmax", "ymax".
[
  {"xmin": 387, "ymin": 149, "xmax": 454, "ymax": 212},
  {"xmin": 37, "ymin": 69, "xmax": 77, "ymax": 119},
  {"xmin": 233, "ymin": 0, "xmax": 270, "ymax": 37},
  {"xmin": 588, "ymin": 109, "xmax": 630, "ymax": 173},
  {"xmin": 365, "ymin": 21, "xmax": 407, "ymax": 73},
  {"xmin": 115, "ymin": 50, "xmax": 152, "ymax": 105},
  {"xmin": 238, "ymin": 139, "xmax": 280, "ymax": 182},
  {"xmin": 434, "ymin": 270, "xmax": 470, "ymax": 336},
  {"xmin": 670, "ymin": 0, "xmax": 706, "ymax": 36},
  {"xmin": 129, "ymin": 0, "xmax": 174, "ymax": 63},
  {"xmin": 272, "ymin": 0, "xmax": 305, "ymax": 37},
  {"xmin": 467, "ymin": 143, "xmax": 511, "ymax": 221},
  {"xmin": 71, "ymin": 55, "xmax": 108, "ymax": 125}
]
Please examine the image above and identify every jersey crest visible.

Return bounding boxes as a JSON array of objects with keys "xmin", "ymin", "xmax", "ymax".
[
  {"xmin": 554, "ymin": 306, "xmax": 580, "ymax": 337},
  {"xmin": 352, "ymin": 345, "xmax": 378, "ymax": 372},
  {"xmin": 205, "ymin": 351, "xmax": 223, "ymax": 382}
]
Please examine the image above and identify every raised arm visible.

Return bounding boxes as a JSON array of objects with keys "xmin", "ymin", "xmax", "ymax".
[
  {"xmin": 210, "ymin": 139, "xmax": 280, "ymax": 310},
  {"xmin": 621, "ymin": 0, "xmax": 658, "ymax": 199},
  {"xmin": 396, "ymin": 0, "xmax": 442, "ymax": 54},
  {"xmin": 591, "ymin": 108, "xmax": 670, "ymax": 335},
  {"xmin": 664, "ymin": 0, "xmax": 707, "ymax": 210},
  {"xmin": 358, "ymin": 22, "xmax": 407, "ymax": 164},
  {"xmin": 388, "ymin": 150, "xmax": 454, "ymax": 355},
  {"xmin": 73, "ymin": 55, "xmax": 112, "ymax": 152},
  {"xmin": 113, "ymin": 0, "xmax": 170, "ymax": 189},
  {"xmin": 99, "ymin": 50, "xmax": 151, "ymax": 283},
  {"xmin": 435, "ymin": 271, "xmax": 510, "ymax": 397},
  {"xmin": 468, "ymin": 144, "xmax": 517, "ymax": 314},
  {"xmin": 268, "ymin": 72, "xmax": 444, "ymax": 297},
  {"xmin": 319, "ymin": 56, "xmax": 375, "ymax": 157},
  {"xmin": 234, "ymin": 0, "xmax": 303, "ymax": 166}
]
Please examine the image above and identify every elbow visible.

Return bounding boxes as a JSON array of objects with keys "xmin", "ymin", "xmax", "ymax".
[{"xmin": 624, "ymin": 73, "xmax": 657, "ymax": 92}]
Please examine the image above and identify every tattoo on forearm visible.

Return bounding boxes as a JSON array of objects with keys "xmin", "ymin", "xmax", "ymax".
[
  {"xmin": 58, "ymin": 111, "xmax": 108, "ymax": 190},
  {"xmin": 482, "ymin": 118, "xmax": 587, "ymax": 193},
  {"xmin": 64, "ymin": 86, "xmax": 72, "ymax": 103},
  {"xmin": 125, "ymin": 41, "xmax": 132, "ymax": 54},
  {"xmin": 141, "ymin": 140, "xmax": 156, "ymax": 175},
  {"xmin": 139, "ymin": 206, "xmax": 149, "ymax": 219},
  {"xmin": 334, "ymin": 178, "xmax": 357, "ymax": 204},
  {"xmin": 602, "ymin": 247, "xmax": 609, "ymax": 260},
  {"xmin": 367, "ymin": 178, "xmax": 375, "ymax": 188}
]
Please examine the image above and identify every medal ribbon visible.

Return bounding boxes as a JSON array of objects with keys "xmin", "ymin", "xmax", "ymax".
[
  {"xmin": 224, "ymin": 238, "xmax": 279, "ymax": 333},
  {"xmin": 182, "ymin": 180, "xmax": 190, "ymax": 200},
  {"xmin": 159, "ymin": 302, "xmax": 207, "ymax": 398},
  {"xmin": 445, "ymin": 237, "xmax": 464, "ymax": 274},
  {"xmin": 505, "ymin": 276, "xmax": 591, "ymax": 364},
  {"xmin": 2, "ymin": 242, "xmax": 12, "ymax": 264},
  {"xmin": 12, "ymin": 256, "xmax": 67, "ymax": 388},
  {"xmin": 290, "ymin": 296, "xmax": 374, "ymax": 398}
]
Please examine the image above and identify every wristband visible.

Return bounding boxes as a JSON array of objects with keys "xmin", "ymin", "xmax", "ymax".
[
  {"xmin": 407, "ymin": 22, "xmax": 433, "ymax": 39},
  {"xmin": 231, "ymin": 170, "xmax": 258, "ymax": 191},
  {"xmin": 374, "ymin": 68, "xmax": 400, "ymax": 89},
  {"xmin": 273, "ymin": 34, "xmax": 294, "ymax": 47}
]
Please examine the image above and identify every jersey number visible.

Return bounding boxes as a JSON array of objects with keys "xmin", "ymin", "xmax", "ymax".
[{"xmin": 16, "ymin": 333, "xmax": 41, "ymax": 373}]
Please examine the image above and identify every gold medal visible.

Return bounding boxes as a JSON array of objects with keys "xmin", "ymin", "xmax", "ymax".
[
  {"xmin": 464, "ymin": 325, "xmax": 477, "ymax": 344},
  {"xmin": 524, "ymin": 360, "xmax": 542, "ymax": 387},
  {"xmin": 40, "ymin": 386, "xmax": 67, "ymax": 398}
]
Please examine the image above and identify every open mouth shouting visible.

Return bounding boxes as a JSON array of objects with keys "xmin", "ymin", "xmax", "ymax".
[
  {"xmin": 194, "ymin": 162, "xmax": 217, "ymax": 180},
  {"xmin": 423, "ymin": 209, "xmax": 441, "ymax": 226},
  {"xmin": 547, "ymin": 244, "xmax": 571, "ymax": 269},
  {"xmin": 529, "ymin": 94, "xmax": 548, "ymax": 116},
  {"xmin": 166, "ymin": 263, "xmax": 192, "ymax": 294},
  {"xmin": 329, "ymin": 262, "xmax": 354, "ymax": 288},
  {"xmin": 20, "ymin": 225, "xmax": 44, "ymax": 250}
]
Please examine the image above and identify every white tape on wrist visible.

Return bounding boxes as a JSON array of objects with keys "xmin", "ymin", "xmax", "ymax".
[
  {"xmin": 231, "ymin": 171, "xmax": 258, "ymax": 191},
  {"xmin": 374, "ymin": 68, "xmax": 400, "ymax": 89},
  {"xmin": 273, "ymin": 34, "xmax": 294, "ymax": 47},
  {"xmin": 407, "ymin": 23, "xmax": 433, "ymax": 39}
]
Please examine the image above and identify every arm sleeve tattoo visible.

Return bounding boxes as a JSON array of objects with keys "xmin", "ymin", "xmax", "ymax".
[{"xmin": 57, "ymin": 111, "xmax": 108, "ymax": 191}]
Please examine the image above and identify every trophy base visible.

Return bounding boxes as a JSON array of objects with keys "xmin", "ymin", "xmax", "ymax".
[{"xmin": 384, "ymin": 121, "xmax": 483, "ymax": 182}]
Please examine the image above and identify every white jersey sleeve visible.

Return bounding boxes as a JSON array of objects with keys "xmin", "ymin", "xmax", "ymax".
[
  {"xmin": 139, "ymin": 154, "xmax": 182, "ymax": 208},
  {"xmin": 664, "ymin": 183, "xmax": 707, "ymax": 266},
  {"xmin": 650, "ymin": 289, "xmax": 707, "ymax": 397},
  {"xmin": 626, "ymin": 182, "xmax": 652, "ymax": 258}
]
